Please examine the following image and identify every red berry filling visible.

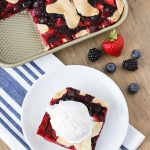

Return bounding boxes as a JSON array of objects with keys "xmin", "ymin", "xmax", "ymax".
[
  {"xmin": 0, "ymin": 0, "xmax": 119, "ymax": 50},
  {"xmin": 37, "ymin": 88, "xmax": 108, "ymax": 150}
]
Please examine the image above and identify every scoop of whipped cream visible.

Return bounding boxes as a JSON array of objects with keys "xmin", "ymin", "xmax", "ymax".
[{"xmin": 46, "ymin": 100, "xmax": 93, "ymax": 144}]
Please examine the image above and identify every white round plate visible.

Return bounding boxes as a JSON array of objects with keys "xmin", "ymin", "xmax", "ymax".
[{"xmin": 22, "ymin": 65, "xmax": 129, "ymax": 150}]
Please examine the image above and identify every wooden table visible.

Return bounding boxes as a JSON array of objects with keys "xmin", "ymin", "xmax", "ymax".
[{"xmin": 1, "ymin": 0, "xmax": 150, "ymax": 149}]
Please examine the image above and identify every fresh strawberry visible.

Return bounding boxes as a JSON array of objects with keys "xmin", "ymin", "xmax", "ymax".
[
  {"xmin": 102, "ymin": 30, "xmax": 124, "ymax": 57},
  {"xmin": 104, "ymin": 0, "xmax": 115, "ymax": 6}
]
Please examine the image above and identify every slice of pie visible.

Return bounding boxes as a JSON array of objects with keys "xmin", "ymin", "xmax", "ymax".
[
  {"xmin": 37, "ymin": 87, "xmax": 108, "ymax": 150},
  {"xmin": 0, "ymin": 0, "xmax": 125, "ymax": 51}
]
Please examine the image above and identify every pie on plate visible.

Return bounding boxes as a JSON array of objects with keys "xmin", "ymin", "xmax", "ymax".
[{"xmin": 37, "ymin": 87, "xmax": 108, "ymax": 150}]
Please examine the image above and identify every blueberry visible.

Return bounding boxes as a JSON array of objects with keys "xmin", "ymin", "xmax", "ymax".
[
  {"xmin": 105, "ymin": 63, "xmax": 116, "ymax": 73},
  {"xmin": 131, "ymin": 50, "xmax": 141, "ymax": 59},
  {"xmin": 128, "ymin": 83, "xmax": 139, "ymax": 94}
]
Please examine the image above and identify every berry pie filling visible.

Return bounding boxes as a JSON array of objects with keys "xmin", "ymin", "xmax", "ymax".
[
  {"xmin": 0, "ymin": 0, "xmax": 124, "ymax": 50},
  {"xmin": 37, "ymin": 87, "xmax": 108, "ymax": 150},
  {"xmin": 0, "ymin": 0, "xmax": 33, "ymax": 19}
]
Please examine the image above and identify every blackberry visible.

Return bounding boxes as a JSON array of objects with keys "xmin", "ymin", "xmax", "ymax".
[
  {"xmin": 58, "ymin": 26, "xmax": 72, "ymax": 36},
  {"xmin": 104, "ymin": 4, "xmax": 116, "ymax": 16},
  {"xmin": 48, "ymin": 14, "xmax": 61, "ymax": 23},
  {"xmin": 91, "ymin": 15, "xmax": 100, "ymax": 21},
  {"xmin": 37, "ymin": 0, "xmax": 45, "ymax": 5},
  {"xmin": 75, "ymin": 26, "xmax": 85, "ymax": 32},
  {"xmin": 33, "ymin": 8, "xmax": 42, "ymax": 16},
  {"xmin": 0, "ymin": 0, "xmax": 7, "ymax": 12},
  {"xmin": 47, "ymin": 36, "xmax": 58, "ymax": 44},
  {"xmin": 88, "ymin": 48, "xmax": 102, "ymax": 62},
  {"xmin": 47, "ymin": 21, "xmax": 55, "ymax": 27},
  {"xmin": 22, "ymin": 0, "xmax": 33, "ymax": 8},
  {"xmin": 88, "ymin": 0, "xmax": 98, "ymax": 6},
  {"xmin": 1, "ymin": 0, "xmax": 7, "ymax": 8},
  {"xmin": 122, "ymin": 59, "xmax": 138, "ymax": 71},
  {"xmin": 0, "ymin": 6, "xmax": 4, "ymax": 13},
  {"xmin": 39, "ymin": 16, "xmax": 48, "ymax": 24}
]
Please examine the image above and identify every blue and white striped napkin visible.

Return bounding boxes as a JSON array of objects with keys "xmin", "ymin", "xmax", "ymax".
[{"xmin": 0, "ymin": 54, "xmax": 145, "ymax": 150}]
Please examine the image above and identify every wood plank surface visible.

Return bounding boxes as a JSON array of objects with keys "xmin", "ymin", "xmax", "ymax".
[{"xmin": 1, "ymin": 0, "xmax": 150, "ymax": 149}]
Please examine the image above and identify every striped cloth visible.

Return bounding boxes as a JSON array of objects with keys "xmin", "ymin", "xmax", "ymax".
[{"xmin": 0, "ymin": 54, "xmax": 145, "ymax": 150}]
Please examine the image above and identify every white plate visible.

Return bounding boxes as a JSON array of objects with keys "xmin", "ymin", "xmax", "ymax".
[{"xmin": 22, "ymin": 65, "xmax": 129, "ymax": 150}]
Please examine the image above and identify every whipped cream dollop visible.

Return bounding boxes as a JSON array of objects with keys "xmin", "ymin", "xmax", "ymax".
[{"xmin": 46, "ymin": 100, "xmax": 94, "ymax": 144}]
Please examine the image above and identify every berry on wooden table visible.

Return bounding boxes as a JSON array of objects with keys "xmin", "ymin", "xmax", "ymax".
[
  {"xmin": 88, "ymin": 48, "xmax": 102, "ymax": 62},
  {"xmin": 102, "ymin": 30, "xmax": 124, "ymax": 57},
  {"xmin": 131, "ymin": 50, "xmax": 141, "ymax": 59},
  {"xmin": 128, "ymin": 83, "xmax": 139, "ymax": 94},
  {"xmin": 105, "ymin": 63, "xmax": 116, "ymax": 73},
  {"xmin": 122, "ymin": 59, "xmax": 138, "ymax": 71}
]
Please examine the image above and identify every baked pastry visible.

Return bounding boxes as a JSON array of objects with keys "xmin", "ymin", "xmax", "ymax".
[
  {"xmin": 37, "ymin": 87, "xmax": 108, "ymax": 150},
  {"xmin": 0, "ymin": 0, "xmax": 124, "ymax": 50}
]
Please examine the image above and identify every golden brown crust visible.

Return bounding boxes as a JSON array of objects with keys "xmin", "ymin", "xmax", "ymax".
[
  {"xmin": 92, "ymin": 122, "xmax": 103, "ymax": 137},
  {"xmin": 75, "ymin": 30, "xmax": 89, "ymax": 38},
  {"xmin": 52, "ymin": 89, "xmax": 107, "ymax": 149},
  {"xmin": 53, "ymin": 89, "xmax": 67, "ymax": 99},
  {"xmin": 92, "ymin": 98, "xmax": 108, "ymax": 108},
  {"xmin": 79, "ymin": 91, "xmax": 86, "ymax": 96},
  {"xmin": 36, "ymin": 24, "xmax": 49, "ymax": 34},
  {"xmin": 6, "ymin": 0, "xmax": 19, "ymax": 4},
  {"xmin": 46, "ymin": 0, "xmax": 80, "ymax": 29},
  {"xmin": 56, "ymin": 122, "xmax": 103, "ymax": 149},
  {"xmin": 73, "ymin": 0, "xmax": 99, "ymax": 17},
  {"xmin": 74, "ymin": 137, "xmax": 91, "ymax": 150},
  {"xmin": 108, "ymin": 0, "xmax": 124, "ymax": 22},
  {"xmin": 57, "ymin": 137, "xmax": 73, "ymax": 147}
]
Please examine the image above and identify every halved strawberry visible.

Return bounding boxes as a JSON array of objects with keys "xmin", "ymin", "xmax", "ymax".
[{"xmin": 102, "ymin": 30, "xmax": 124, "ymax": 57}]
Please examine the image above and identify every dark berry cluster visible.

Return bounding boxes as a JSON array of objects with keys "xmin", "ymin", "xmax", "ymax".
[
  {"xmin": 47, "ymin": 36, "xmax": 58, "ymax": 44},
  {"xmin": 122, "ymin": 59, "xmax": 138, "ymax": 71},
  {"xmin": 88, "ymin": 48, "xmax": 102, "ymax": 62},
  {"xmin": 0, "ymin": 0, "xmax": 7, "ymax": 13},
  {"xmin": 88, "ymin": 48, "xmax": 141, "ymax": 94}
]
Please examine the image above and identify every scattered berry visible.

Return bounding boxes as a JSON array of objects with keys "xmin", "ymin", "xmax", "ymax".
[
  {"xmin": 105, "ymin": 63, "xmax": 116, "ymax": 73},
  {"xmin": 122, "ymin": 59, "xmax": 138, "ymax": 71},
  {"xmin": 88, "ymin": 48, "xmax": 102, "ymax": 62},
  {"xmin": 102, "ymin": 30, "xmax": 124, "ymax": 57},
  {"xmin": 131, "ymin": 50, "xmax": 141, "ymax": 59},
  {"xmin": 128, "ymin": 83, "xmax": 139, "ymax": 94}
]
